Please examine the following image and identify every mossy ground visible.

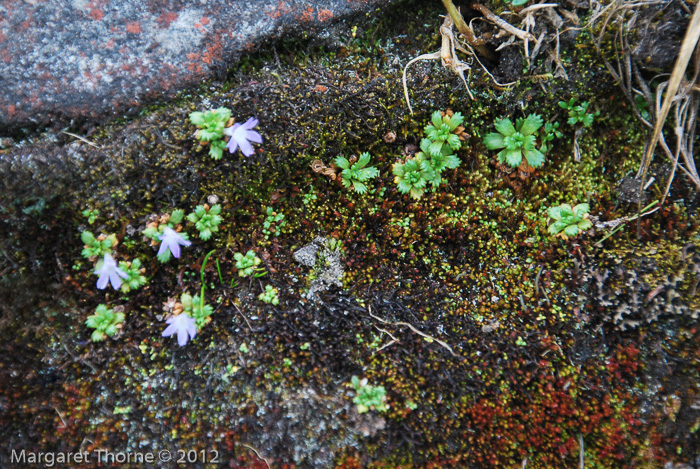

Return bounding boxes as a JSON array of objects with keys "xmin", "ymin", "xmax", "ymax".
[{"xmin": 1, "ymin": 0, "xmax": 699, "ymax": 467}]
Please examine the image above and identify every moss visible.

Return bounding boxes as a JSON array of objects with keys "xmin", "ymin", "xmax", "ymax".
[{"xmin": 1, "ymin": 0, "xmax": 699, "ymax": 466}]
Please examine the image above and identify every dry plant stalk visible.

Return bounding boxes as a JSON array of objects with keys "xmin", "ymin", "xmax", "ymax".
[
  {"xmin": 638, "ymin": 0, "xmax": 700, "ymax": 204},
  {"xmin": 402, "ymin": 14, "xmax": 475, "ymax": 114},
  {"xmin": 402, "ymin": 12, "xmax": 513, "ymax": 114},
  {"xmin": 593, "ymin": 0, "xmax": 700, "ymax": 215}
]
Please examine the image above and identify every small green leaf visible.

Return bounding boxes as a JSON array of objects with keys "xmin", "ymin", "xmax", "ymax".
[
  {"xmin": 504, "ymin": 148, "xmax": 523, "ymax": 168},
  {"xmin": 524, "ymin": 148, "xmax": 545, "ymax": 168},
  {"xmin": 578, "ymin": 218, "xmax": 593, "ymax": 231},
  {"xmin": 170, "ymin": 209, "xmax": 184, "ymax": 225},
  {"xmin": 548, "ymin": 206, "xmax": 562, "ymax": 220},
  {"xmin": 334, "ymin": 156, "xmax": 350, "ymax": 169},
  {"xmin": 431, "ymin": 111, "xmax": 443, "ymax": 128},
  {"xmin": 189, "ymin": 112, "xmax": 205, "ymax": 127},
  {"xmin": 548, "ymin": 220, "xmax": 568, "ymax": 234},
  {"xmin": 447, "ymin": 112, "xmax": 464, "ymax": 130},
  {"xmin": 573, "ymin": 203, "xmax": 590, "ymax": 218},
  {"xmin": 518, "ymin": 114, "xmax": 543, "ymax": 136},
  {"xmin": 356, "ymin": 152, "xmax": 371, "ymax": 168},
  {"xmin": 494, "ymin": 118, "xmax": 516, "ymax": 137},
  {"xmin": 483, "ymin": 132, "xmax": 506, "ymax": 150},
  {"xmin": 564, "ymin": 224, "xmax": 580, "ymax": 237}
]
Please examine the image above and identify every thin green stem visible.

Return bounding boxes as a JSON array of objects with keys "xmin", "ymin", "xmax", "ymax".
[{"xmin": 200, "ymin": 250, "xmax": 216, "ymax": 316}]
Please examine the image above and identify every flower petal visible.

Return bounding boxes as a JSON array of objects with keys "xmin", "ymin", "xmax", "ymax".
[
  {"xmin": 97, "ymin": 273, "xmax": 109, "ymax": 289},
  {"xmin": 159, "ymin": 237, "xmax": 172, "ymax": 256},
  {"xmin": 109, "ymin": 271, "xmax": 123, "ymax": 290},
  {"xmin": 169, "ymin": 240, "xmax": 181, "ymax": 258},
  {"xmin": 162, "ymin": 323, "xmax": 177, "ymax": 337},
  {"xmin": 226, "ymin": 137, "xmax": 239, "ymax": 154},
  {"xmin": 177, "ymin": 327, "xmax": 189, "ymax": 346},
  {"xmin": 187, "ymin": 320, "xmax": 198, "ymax": 338},
  {"xmin": 238, "ymin": 138, "xmax": 254, "ymax": 156},
  {"xmin": 246, "ymin": 130, "xmax": 263, "ymax": 144},
  {"xmin": 243, "ymin": 117, "xmax": 259, "ymax": 129}
]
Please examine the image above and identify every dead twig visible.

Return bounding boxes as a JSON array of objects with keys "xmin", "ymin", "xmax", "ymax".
[
  {"xmin": 442, "ymin": 0, "xmax": 495, "ymax": 60},
  {"xmin": 638, "ymin": 0, "xmax": 700, "ymax": 205},
  {"xmin": 61, "ymin": 131, "xmax": 102, "ymax": 149},
  {"xmin": 403, "ymin": 15, "xmax": 474, "ymax": 114},
  {"xmin": 368, "ymin": 306, "xmax": 463, "ymax": 359},
  {"xmin": 239, "ymin": 443, "xmax": 271, "ymax": 469}
]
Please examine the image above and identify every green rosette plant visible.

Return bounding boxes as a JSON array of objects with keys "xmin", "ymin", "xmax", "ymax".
[
  {"xmin": 234, "ymin": 250, "xmax": 262, "ymax": 277},
  {"xmin": 351, "ymin": 376, "xmax": 388, "ymax": 414},
  {"xmin": 334, "ymin": 153, "xmax": 380, "ymax": 194},
  {"xmin": 189, "ymin": 108, "xmax": 232, "ymax": 160},
  {"xmin": 424, "ymin": 110, "xmax": 465, "ymax": 155},
  {"xmin": 85, "ymin": 304, "xmax": 125, "ymax": 342},
  {"xmin": 81, "ymin": 231, "xmax": 116, "ymax": 259},
  {"xmin": 181, "ymin": 293, "xmax": 213, "ymax": 329},
  {"xmin": 259, "ymin": 285, "xmax": 280, "ymax": 305},
  {"xmin": 558, "ymin": 98, "xmax": 598, "ymax": 127},
  {"xmin": 547, "ymin": 203, "xmax": 592, "ymax": 238},
  {"xmin": 393, "ymin": 154, "xmax": 434, "ymax": 200},
  {"xmin": 187, "ymin": 204, "xmax": 223, "ymax": 241},
  {"xmin": 142, "ymin": 210, "xmax": 191, "ymax": 263},
  {"xmin": 416, "ymin": 137, "xmax": 461, "ymax": 188},
  {"xmin": 118, "ymin": 258, "xmax": 148, "ymax": 293},
  {"xmin": 483, "ymin": 114, "xmax": 545, "ymax": 168}
]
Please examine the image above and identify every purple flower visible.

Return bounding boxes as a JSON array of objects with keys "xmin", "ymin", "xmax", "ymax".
[
  {"xmin": 224, "ymin": 117, "xmax": 262, "ymax": 156},
  {"xmin": 162, "ymin": 313, "xmax": 197, "ymax": 346},
  {"xmin": 94, "ymin": 253, "xmax": 129, "ymax": 290},
  {"xmin": 157, "ymin": 227, "xmax": 191, "ymax": 260}
]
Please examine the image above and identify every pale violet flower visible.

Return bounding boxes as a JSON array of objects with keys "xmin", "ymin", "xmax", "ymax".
[
  {"xmin": 224, "ymin": 117, "xmax": 262, "ymax": 156},
  {"xmin": 162, "ymin": 313, "xmax": 197, "ymax": 346},
  {"xmin": 94, "ymin": 253, "xmax": 129, "ymax": 290},
  {"xmin": 157, "ymin": 227, "xmax": 191, "ymax": 262}
]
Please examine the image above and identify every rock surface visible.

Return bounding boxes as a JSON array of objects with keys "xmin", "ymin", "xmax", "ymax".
[{"xmin": 0, "ymin": 0, "xmax": 396, "ymax": 134}]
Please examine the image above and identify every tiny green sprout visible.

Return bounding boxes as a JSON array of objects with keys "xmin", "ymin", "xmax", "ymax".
[
  {"xmin": 82, "ymin": 209, "xmax": 99, "ymax": 224},
  {"xmin": 539, "ymin": 122, "xmax": 562, "ymax": 154},
  {"xmin": 351, "ymin": 376, "xmax": 388, "ymax": 414},
  {"xmin": 558, "ymin": 98, "xmax": 598, "ymax": 127},
  {"xmin": 483, "ymin": 114, "xmax": 545, "ymax": 168},
  {"xmin": 234, "ymin": 250, "xmax": 262, "ymax": 277},
  {"xmin": 118, "ymin": 258, "xmax": 148, "ymax": 293},
  {"xmin": 547, "ymin": 203, "xmax": 592, "ymax": 239},
  {"xmin": 239, "ymin": 342, "xmax": 249, "ymax": 354},
  {"xmin": 424, "ymin": 110, "xmax": 464, "ymax": 155},
  {"xmin": 406, "ymin": 400, "xmax": 418, "ymax": 410},
  {"xmin": 334, "ymin": 153, "xmax": 380, "ymax": 194},
  {"xmin": 515, "ymin": 336, "xmax": 527, "ymax": 346},
  {"xmin": 393, "ymin": 153, "xmax": 434, "ymax": 200},
  {"xmin": 259, "ymin": 285, "xmax": 280, "ymax": 305},
  {"xmin": 187, "ymin": 204, "xmax": 223, "ymax": 241},
  {"xmin": 181, "ymin": 293, "xmax": 213, "ymax": 329},
  {"xmin": 189, "ymin": 107, "xmax": 232, "ymax": 160},
  {"xmin": 300, "ymin": 342, "xmax": 310, "ymax": 350},
  {"xmin": 283, "ymin": 358, "xmax": 293, "ymax": 367},
  {"xmin": 262, "ymin": 207, "xmax": 286, "ymax": 239},
  {"xmin": 81, "ymin": 231, "xmax": 117, "ymax": 259},
  {"xmin": 509, "ymin": 0, "xmax": 529, "ymax": 5},
  {"xmin": 85, "ymin": 304, "xmax": 125, "ymax": 342},
  {"xmin": 634, "ymin": 94, "xmax": 650, "ymax": 120}
]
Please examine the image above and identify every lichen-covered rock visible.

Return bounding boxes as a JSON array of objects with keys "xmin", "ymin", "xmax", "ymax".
[
  {"xmin": 294, "ymin": 237, "xmax": 345, "ymax": 300},
  {"xmin": 579, "ymin": 242, "xmax": 700, "ymax": 330}
]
